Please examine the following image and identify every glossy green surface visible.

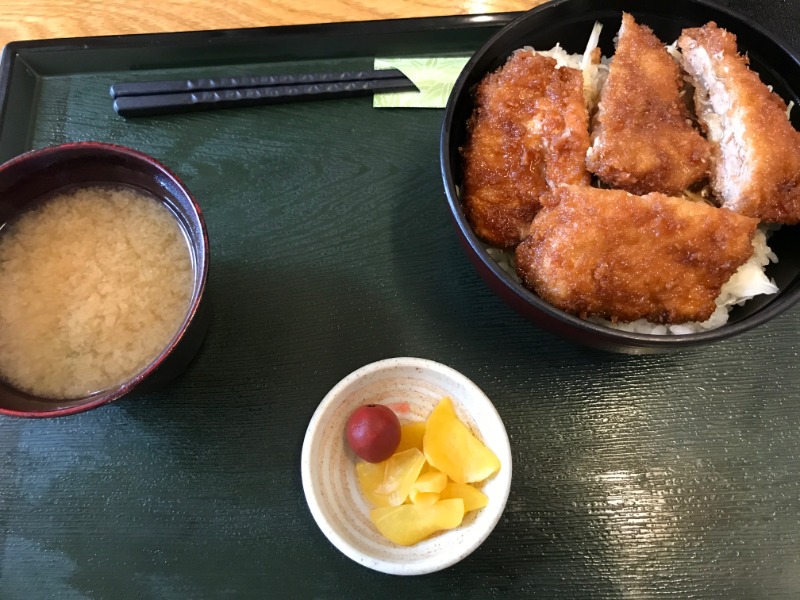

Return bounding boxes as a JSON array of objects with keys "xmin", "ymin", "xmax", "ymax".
[{"xmin": 1, "ymin": 8, "xmax": 800, "ymax": 598}]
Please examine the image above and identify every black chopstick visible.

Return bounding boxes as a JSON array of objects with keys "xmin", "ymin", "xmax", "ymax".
[
  {"xmin": 110, "ymin": 69, "xmax": 411, "ymax": 98},
  {"xmin": 110, "ymin": 69, "xmax": 418, "ymax": 117}
]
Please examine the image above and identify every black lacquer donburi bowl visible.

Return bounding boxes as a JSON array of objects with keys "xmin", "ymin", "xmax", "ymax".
[
  {"xmin": 441, "ymin": 0, "xmax": 800, "ymax": 354},
  {"xmin": 0, "ymin": 142, "xmax": 210, "ymax": 416}
]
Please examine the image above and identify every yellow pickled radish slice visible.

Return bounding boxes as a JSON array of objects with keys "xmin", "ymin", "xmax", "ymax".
[
  {"xmin": 408, "ymin": 489, "xmax": 440, "ymax": 506},
  {"xmin": 370, "ymin": 498, "xmax": 465, "ymax": 546},
  {"xmin": 406, "ymin": 468, "xmax": 444, "ymax": 506},
  {"xmin": 395, "ymin": 421, "xmax": 427, "ymax": 454},
  {"xmin": 439, "ymin": 481, "xmax": 489, "ymax": 512},
  {"xmin": 355, "ymin": 460, "xmax": 392, "ymax": 508},
  {"xmin": 423, "ymin": 397, "xmax": 500, "ymax": 484},
  {"xmin": 412, "ymin": 469, "xmax": 448, "ymax": 493},
  {"xmin": 375, "ymin": 448, "xmax": 426, "ymax": 506}
]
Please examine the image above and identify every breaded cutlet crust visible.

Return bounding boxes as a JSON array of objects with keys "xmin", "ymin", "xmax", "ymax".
[
  {"xmin": 515, "ymin": 185, "xmax": 759, "ymax": 324},
  {"xmin": 679, "ymin": 22, "xmax": 800, "ymax": 224},
  {"xmin": 586, "ymin": 13, "xmax": 710, "ymax": 195},
  {"xmin": 536, "ymin": 64, "xmax": 593, "ymax": 188},
  {"xmin": 461, "ymin": 50, "xmax": 590, "ymax": 248}
]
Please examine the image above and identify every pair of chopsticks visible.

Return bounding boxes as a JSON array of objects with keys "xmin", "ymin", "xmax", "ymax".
[{"xmin": 109, "ymin": 69, "xmax": 418, "ymax": 117}]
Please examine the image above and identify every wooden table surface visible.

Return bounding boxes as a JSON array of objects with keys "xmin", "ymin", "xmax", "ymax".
[{"xmin": 0, "ymin": 0, "xmax": 541, "ymax": 49}]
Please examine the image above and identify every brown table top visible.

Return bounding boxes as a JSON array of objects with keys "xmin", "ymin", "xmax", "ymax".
[{"xmin": 0, "ymin": 0, "xmax": 541, "ymax": 48}]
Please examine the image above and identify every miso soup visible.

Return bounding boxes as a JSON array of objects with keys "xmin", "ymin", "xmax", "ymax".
[{"xmin": 0, "ymin": 186, "xmax": 194, "ymax": 399}]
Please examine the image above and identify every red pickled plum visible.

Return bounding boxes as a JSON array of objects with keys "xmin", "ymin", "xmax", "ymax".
[{"xmin": 346, "ymin": 404, "xmax": 401, "ymax": 463}]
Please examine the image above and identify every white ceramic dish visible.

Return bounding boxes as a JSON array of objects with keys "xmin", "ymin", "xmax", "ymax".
[{"xmin": 300, "ymin": 357, "xmax": 512, "ymax": 576}]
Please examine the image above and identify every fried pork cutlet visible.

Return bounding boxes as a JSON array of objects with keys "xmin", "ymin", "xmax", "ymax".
[
  {"xmin": 586, "ymin": 13, "xmax": 710, "ymax": 195},
  {"xmin": 461, "ymin": 50, "xmax": 590, "ymax": 248},
  {"xmin": 679, "ymin": 22, "xmax": 800, "ymax": 224},
  {"xmin": 515, "ymin": 185, "xmax": 759, "ymax": 324}
]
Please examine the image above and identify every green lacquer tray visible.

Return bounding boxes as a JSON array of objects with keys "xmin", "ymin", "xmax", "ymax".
[{"xmin": 1, "ymin": 8, "xmax": 800, "ymax": 599}]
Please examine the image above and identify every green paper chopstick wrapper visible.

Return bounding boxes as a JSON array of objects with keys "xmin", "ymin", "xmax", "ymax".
[{"xmin": 373, "ymin": 57, "xmax": 471, "ymax": 108}]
